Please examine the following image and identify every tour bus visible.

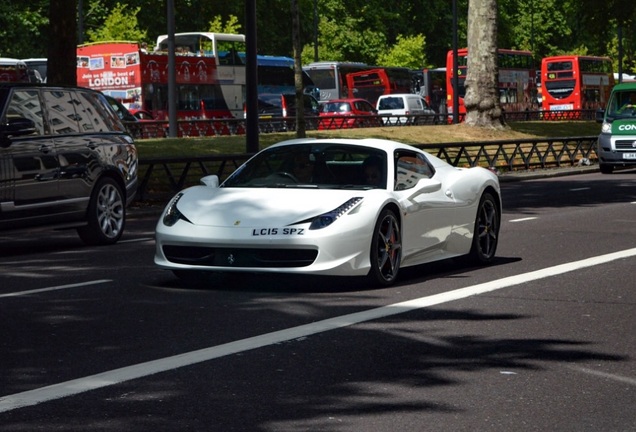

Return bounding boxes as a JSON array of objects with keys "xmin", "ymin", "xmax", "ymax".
[
  {"xmin": 446, "ymin": 48, "xmax": 537, "ymax": 116},
  {"xmin": 154, "ymin": 32, "xmax": 316, "ymax": 112},
  {"xmin": 154, "ymin": 32, "xmax": 246, "ymax": 117},
  {"xmin": 0, "ymin": 58, "xmax": 30, "ymax": 83},
  {"xmin": 541, "ymin": 55, "xmax": 614, "ymax": 112},
  {"xmin": 77, "ymin": 41, "xmax": 234, "ymax": 121},
  {"xmin": 303, "ymin": 61, "xmax": 412, "ymax": 104}
]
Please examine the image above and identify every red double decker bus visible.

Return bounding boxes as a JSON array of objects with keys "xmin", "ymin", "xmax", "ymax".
[
  {"xmin": 344, "ymin": 67, "xmax": 412, "ymax": 106},
  {"xmin": 540, "ymin": 55, "xmax": 614, "ymax": 112},
  {"xmin": 77, "ymin": 41, "xmax": 235, "ymax": 121},
  {"xmin": 446, "ymin": 48, "xmax": 537, "ymax": 117}
]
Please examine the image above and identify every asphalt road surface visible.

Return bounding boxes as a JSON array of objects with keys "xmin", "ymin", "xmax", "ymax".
[{"xmin": 1, "ymin": 169, "xmax": 635, "ymax": 432}]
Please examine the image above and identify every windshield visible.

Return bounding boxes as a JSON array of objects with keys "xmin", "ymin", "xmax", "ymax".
[
  {"xmin": 222, "ymin": 143, "xmax": 387, "ymax": 189},
  {"xmin": 607, "ymin": 91, "xmax": 636, "ymax": 118}
]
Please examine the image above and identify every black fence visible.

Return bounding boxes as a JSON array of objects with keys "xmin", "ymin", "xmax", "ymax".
[
  {"xmin": 126, "ymin": 109, "xmax": 599, "ymax": 139},
  {"xmin": 137, "ymin": 135, "xmax": 598, "ymax": 201}
]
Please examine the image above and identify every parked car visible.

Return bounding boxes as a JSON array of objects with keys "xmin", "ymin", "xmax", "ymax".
[
  {"xmin": 0, "ymin": 83, "xmax": 138, "ymax": 245},
  {"xmin": 21, "ymin": 58, "xmax": 48, "ymax": 82},
  {"xmin": 376, "ymin": 93, "xmax": 438, "ymax": 125},
  {"xmin": 249, "ymin": 93, "xmax": 320, "ymax": 131},
  {"xmin": 318, "ymin": 98, "xmax": 381, "ymax": 129},
  {"xmin": 154, "ymin": 138, "xmax": 501, "ymax": 287}
]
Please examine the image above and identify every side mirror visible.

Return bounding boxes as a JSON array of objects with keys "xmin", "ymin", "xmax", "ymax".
[
  {"xmin": 200, "ymin": 175, "xmax": 220, "ymax": 188},
  {"xmin": 0, "ymin": 117, "xmax": 36, "ymax": 148},
  {"xmin": 595, "ymin": 108, "xmax": 605, "ymax": 123}
]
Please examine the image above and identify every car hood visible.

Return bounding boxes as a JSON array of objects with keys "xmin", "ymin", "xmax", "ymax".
[{"xmin": 176, "ymin": 187, "xmax": 366, "ymax": 227}]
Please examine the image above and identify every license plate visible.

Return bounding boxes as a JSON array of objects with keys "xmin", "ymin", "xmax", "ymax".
[
  {"xmin": 550, "ymin": 104, "xmax": 574, "ymax": 111},
  {"xmin": 623, "ymin": 153, "xmax": 636, "ymax": 159}
]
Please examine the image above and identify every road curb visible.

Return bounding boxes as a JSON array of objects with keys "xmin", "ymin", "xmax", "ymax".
[{"xmin": 497, "ymin": 164, "xmax": 599, "ymax": 182}]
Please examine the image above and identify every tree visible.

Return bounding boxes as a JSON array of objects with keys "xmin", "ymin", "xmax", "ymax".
[
  {"xmin": 86, "ymin": 3, "xmax": 147, "ymax": 43},
  {"xmin": 464, "ymin": 0, "xmax": 504, "ymax": 128},
  {"xmin": 207, "ymin": 15, "xmax": 242, "ymax": 34},
  {"xmin": 291, "ymin": 0, "xmax": 306, "ymax": 138},
  {"xmin": 376, "ymin": 34, "xmax": 428, "ymax": 69},
  {"xmin": 47, "ymin": 0, "xmax": 77, "ymax": 85}
]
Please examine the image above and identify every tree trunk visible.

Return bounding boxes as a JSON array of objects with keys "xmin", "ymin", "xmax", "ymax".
[
  {"xmin": 47, "ymin": 0, "xmax": 78, "ymax": 86},
  {"xmin": 291, "ymin": 0, "xmax": 306, "ymax": 138},
  {"xmin": 464, "ymin": 0, "xmax": 505, "ymax": 128}
]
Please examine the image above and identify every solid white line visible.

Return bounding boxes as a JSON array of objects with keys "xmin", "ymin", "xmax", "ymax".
[
  {"xmin": 570, "ymin": 187, "xmax": 591, "ymax": 191},
  {"xmin": 568, "ymin": 366, "xmax": 636, "ymax": 386},
  {"xmin": 0, "ymin": 280, "xmax": 112, "ymax": 299},
  {"xmin": 509, "ymin": 217, "xmax": 538, "ymax": 222},
  {"xmin": 2, "ymin": 247, "xmax": 636, "ymax": 413}
]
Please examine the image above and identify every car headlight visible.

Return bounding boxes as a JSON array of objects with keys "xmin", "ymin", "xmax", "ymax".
[
  {"xmin": 162, "ymin": 193, "xmax": 190, "ymax": 226},
  {"xmin": 309, "ymin": 197, "xmax": 363, "ymax": 230},
  {"xmin": 601, "ymin": 121, "xmax": 612, "ymax": 134}
]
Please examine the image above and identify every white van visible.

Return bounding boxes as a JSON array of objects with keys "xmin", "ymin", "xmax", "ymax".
[{"xmin": 376, "ymin": 93, "xmax": 437, "ymax": 125}]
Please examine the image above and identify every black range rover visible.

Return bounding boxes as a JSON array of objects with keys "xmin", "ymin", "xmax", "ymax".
[{"xmin": 0, "ymin": 84, "xmax": 138, "ymax": 245}]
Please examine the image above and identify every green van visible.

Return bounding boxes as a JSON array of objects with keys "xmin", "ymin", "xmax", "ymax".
[{"xmin": 596, "ymin": 82, "xmax": 636, "ymax": 173}]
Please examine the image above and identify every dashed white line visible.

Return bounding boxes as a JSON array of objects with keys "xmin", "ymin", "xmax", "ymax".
[
  {"xmin": 509, "ymin": 217, "xmax": 538, "ymax": 222},
  {"xmin": 0, "ymin": 280, "xmax": 112, "ymax": 298},
  {"xmin": 2, "ymin": 247, "xmax": 636, "ymax": 413}
]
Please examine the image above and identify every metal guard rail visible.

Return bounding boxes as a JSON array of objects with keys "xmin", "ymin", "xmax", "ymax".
[{"xmin": 137, "ymin": 136, "xmax": 598, "ymax": 201}]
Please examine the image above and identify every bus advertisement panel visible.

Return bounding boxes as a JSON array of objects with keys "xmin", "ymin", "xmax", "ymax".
[
  {"xmin": 77, "ymin": 41, "xmax": 233, "ymax": 120},
  {"xmin": 446, "ymin": 48, "xmax": 537, "ymax": 116},
  {"xmin": 541, "ymin": 55, "xmax": 614, "ymax": 111}
]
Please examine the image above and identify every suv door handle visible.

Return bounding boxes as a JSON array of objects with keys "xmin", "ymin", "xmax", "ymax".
[
  {"xmin": 85, "ymin": 142, "xmax": 98, "ymax": 149},
  {"xmin": 38, "ymin": 144, "xmax": 52, "ymax": 153}
]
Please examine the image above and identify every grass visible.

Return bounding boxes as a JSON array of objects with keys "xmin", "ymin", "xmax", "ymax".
[{"xmin": 134, "ymin": 120, "xmax": 601, "ymax": 159}]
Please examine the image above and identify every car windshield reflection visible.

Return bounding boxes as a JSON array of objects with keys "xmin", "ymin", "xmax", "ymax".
[{"xmin": 222, "ymin": 143, "xmax": 387, "ymax": 190}]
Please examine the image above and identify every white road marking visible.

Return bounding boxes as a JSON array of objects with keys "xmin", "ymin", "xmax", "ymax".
[
  {"xmin": 509, "ymin": 217, "xmax": 538, "ymax": 222},
  {"xmin": 118, "ymin": 237, "xmax": 154, "ymax": 244},
  {"xmin": 0, "ymin": 280, "xmax": 112, "ymax": 299},
  {"xmin": 568, "ymin": 366, "xmax": 636, "ymax": 386},
  {"xmin": 569, "ymin": 187, "xmax": 591, "ymax": 191},
  {"xmin": 2, "ymin": 247, "xmax": 636, "ymax": 413}
]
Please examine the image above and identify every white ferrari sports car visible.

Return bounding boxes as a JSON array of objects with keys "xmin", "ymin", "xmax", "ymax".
[{"xmin": 154, "ymin": 138, "xmax": 501, "ymax": 286}]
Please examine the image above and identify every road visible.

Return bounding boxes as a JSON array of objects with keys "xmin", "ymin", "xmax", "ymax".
[{"xmin": 1, "ymin": 170, "xmax": 635, "ymax": 432}]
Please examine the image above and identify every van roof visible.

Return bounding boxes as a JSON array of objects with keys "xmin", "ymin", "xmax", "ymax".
[{"xmin": 611, "ymin": 82, "xmax": 636, "ymax": 91}]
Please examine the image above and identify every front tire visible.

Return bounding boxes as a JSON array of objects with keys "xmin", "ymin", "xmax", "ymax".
[
  {"xmin": 599, "ymin": 164, "xmax": 614, "ymax": 174},
  {"xmin": 468, "ymin": 192, "xmax": 500, "ymax": 264},
  {"xmin": 77, "ymin": 177, "xmax": 126, "ymax": 245},
  {"xmin": 368, "ymin": 209, "xmax": 402, "ymax": 286}
]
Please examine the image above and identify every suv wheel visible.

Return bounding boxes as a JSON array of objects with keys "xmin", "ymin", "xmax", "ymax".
[{"xmin": 77, "ymin": 177, "xmax": 126, "ymax": 245}]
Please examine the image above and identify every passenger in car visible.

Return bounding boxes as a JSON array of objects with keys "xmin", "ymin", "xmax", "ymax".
[{"xmin": 362, "ymin": 155, "xmax": 385, "ymax": 188}]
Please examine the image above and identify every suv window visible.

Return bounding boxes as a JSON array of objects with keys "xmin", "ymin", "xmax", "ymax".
[{"xmin": 6, "ymin": 89, "xmax": 45, "ymax": 134}]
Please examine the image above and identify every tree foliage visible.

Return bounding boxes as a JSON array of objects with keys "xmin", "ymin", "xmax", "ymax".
[
  {"xmin": 1, "ymin": 0, "xmax": 636, "ymax": 74},
  {"xmin": 85, "ymin": 3, "xmax": 147, "ymax": 43}
]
